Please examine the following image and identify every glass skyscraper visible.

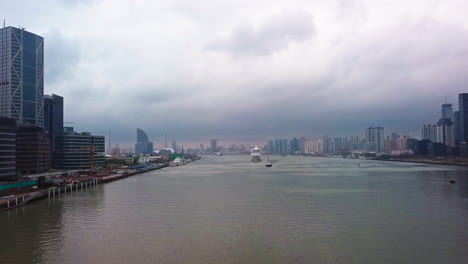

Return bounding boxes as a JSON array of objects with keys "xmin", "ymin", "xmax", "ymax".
[
  {"xmin": 459, "ymin": 94, "xmax": 468, "ymax": 144},
  {"xmin": 44, "ymin": 94, "xmax": 64, "ymax": 150},
  {"xmin": 0, "ymin": 26, "xmax": 44, "ymax": 127},
  {"xmin": 135, "ymin": 128, "xmax": 154, "ymax": 155}
]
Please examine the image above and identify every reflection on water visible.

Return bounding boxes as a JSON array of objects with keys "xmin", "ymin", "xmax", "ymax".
[{"xmin": 1, "ymin": 156, "xmax": 468, "ymax": 264}]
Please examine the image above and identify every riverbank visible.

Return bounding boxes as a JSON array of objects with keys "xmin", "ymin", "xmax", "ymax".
[
  {"xmin": 384, "ymin": 158, "xmax": 468, "ymax": 167},
  {"xmin": 0, "ymin": 158, "xmax": 200, "ymax": 212}
]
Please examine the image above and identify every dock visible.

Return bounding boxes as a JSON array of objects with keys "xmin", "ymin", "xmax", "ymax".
[{"xmin": 0, "ymin": 160, "xmax": 187, "ymax": 212}]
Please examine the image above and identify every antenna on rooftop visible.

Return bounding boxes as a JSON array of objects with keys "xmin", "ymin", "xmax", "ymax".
[{"xmin": 3, "ymin": 19, "xmax": 5, "ymax": 28}]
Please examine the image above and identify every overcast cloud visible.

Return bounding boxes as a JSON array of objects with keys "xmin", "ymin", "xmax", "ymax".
[{"xmin": 3, "ymin": 0, "xmax": 468, "ymax": 147}]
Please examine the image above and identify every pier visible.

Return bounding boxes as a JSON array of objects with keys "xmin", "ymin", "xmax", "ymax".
[{"xmin": 0, "ymin": 161, "xmax": 181, "ymax": 212}]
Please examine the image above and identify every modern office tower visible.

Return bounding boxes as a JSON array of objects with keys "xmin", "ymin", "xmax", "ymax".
[
  {"xmin": 421, "ymin": 124, "xmax": 438, "ymax": 142},
  {"xmin": 172, "ymin": 140, "xmax": 177, "ymax": 152},
  {"xmin": 135, "ymin": 128, "xmax": 154, "ymax": 155},
  {"xmin": 210, "ymin": 139, "xmax": 218, "ymax": 153},
  {"xmin": 0, "ymin": 117, "xmax": 17, "ymax": 181},
  {"xmin": 44, "ymin": 94, "xmax": 63, "ymax": 150},
  {"xmin": 16, "ymin": 125, "xmax": 50, "ymax": 175},
  {"xmin": 454, "ymin": 111, "xmax": 460, "ymax": 147},
  {"xmin": 365, "ymin": 127, "xmax": 385, "ymax": 152},
  {"xmin": 441, "ymin": 103, "xmax": 454, "ymax": 120},
  {"xmin": 459, "ymin": 93, "xmax": 468, "ymax": 144},
  {"xmin": 54, "ymin": 127, "xmax": 105, "ymax": 170},
  {"xmin": 0, "ymin": 26, "xmax": 44, "ymax": 127},
  {"xmin": 437, "ymin": 103, "xmax": 455, "ymax": 148}
]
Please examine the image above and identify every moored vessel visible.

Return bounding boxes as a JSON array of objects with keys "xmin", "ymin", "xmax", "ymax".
[{"xmin": 251, "ymin": 146, "xmax": 262, "ymax": 162}]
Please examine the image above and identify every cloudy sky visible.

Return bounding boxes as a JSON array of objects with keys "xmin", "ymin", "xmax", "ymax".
[{"xmin": 4, "ymin": 0, "xmax": 468, "ymax": 147}]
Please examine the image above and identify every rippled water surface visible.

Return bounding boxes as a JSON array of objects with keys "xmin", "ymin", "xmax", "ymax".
[{"xmin": 1, "ymin": 156, "xmax": 468, "ymax": 264}]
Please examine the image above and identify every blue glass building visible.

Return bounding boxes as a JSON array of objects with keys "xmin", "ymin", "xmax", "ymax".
[
  {"xmin": 0, "ymin": 26, "xmax": 44, "ymax": 127},
  {"xmin": 44, "ymin": 94, "xmax": 64, "ymax": 150},
  {"xmin": 135, "ymin": 128, "xmax": 154, "ymax": 155}
]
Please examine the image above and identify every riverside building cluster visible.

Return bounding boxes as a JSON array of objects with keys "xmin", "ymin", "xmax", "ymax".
[
  {"xmin": 264, "ymin": 93, "xmax": 468, "ymax": 159},
  {"xmin": 0, "ymin": 26, "xmax": 105, "ymax": 182}
]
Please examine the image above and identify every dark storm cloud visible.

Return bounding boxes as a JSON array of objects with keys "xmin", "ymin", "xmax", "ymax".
[
  {"xmin": 187, "ymin": 16, "xmax": 468, "ymax": 141},
  {"xmin": 206, "ymin": 11, "xmax": 316, "ymax": 56}
]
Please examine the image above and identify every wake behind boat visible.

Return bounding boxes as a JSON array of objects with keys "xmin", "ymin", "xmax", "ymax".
[{"xmin": 251, "ymin": 146, "xmax": 262, "ymax": 162}]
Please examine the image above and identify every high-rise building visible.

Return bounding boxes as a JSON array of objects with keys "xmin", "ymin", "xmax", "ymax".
[
  {"xmin": 322, "ymin": 136, "xmax": 335, "ymax": 154},
  {"xmin": 391, "ymin": 132, "xmax": 399, "ymax": 150},
  {"xmin": 421, "ymin": 124, "xmax": 437, "ymax": 142},
  {"xmin": 16, "ymin": 125, "xmax": 50, "ymax": 175},
  {"xmin": 334, "ymin": 137, "xmax": 343, "ymax": 152},
  {"xmin": 385, "ymin": 136, "xmax": 392, "ymax": 153},
  {"xmin": 210, "ymin": 139, "xmax": 218, "ymax": 153},
  {"xmin": 341, "ymin": 136, "xmax": 349, "ymax": 151},
  {"xmin": 44, "ymin": 94, "xmax": 63, "ymax": 150},
  {"xmin": 437, "ymin": 118, "xmax": 455, "ymax": 147},
  {"xmin": 304, "ymin": 140, "xmax": 323, "ymax": 154},
  {"xmin": 0, "ymin": 26, "xmax": 44, "ymax": 127},
  {"xmin": 300, "ymin": 137, "xmax": 308, "ymax": 153},
  {"xmin": 454, "ymin": 111, "xmax": 460, "ymax": 147},
  {"xmin": 135, "ymin": 128, "xmax": 153, "ymax": 155},
  {"xmin": 267, "ymin": 138, "xmax": 275, "ymax": 154},
  {"xmin": 289, "ymin": 137, "xmax": 300, "ymax": 154},
  {"xmin": 407, "ymin": 138, "xmax": 419, "ymax": 155},
  {"xmin": 459, "ymin": 93, "xmax": 468, "ymax": 144},
  {"xmin": 54, "ymin": 127, "xmax": 105, "ymax": 170},
  {"xmin": 278, "ymin": 139, "xmax": 289, "ymax": 154},
  {"xmin": 349, "ymin": 136, "xmax": 364, "ymax": 151},
  {"xmin": 172, "ymin": 140, "xmax": 177, "ymax": 152},
  {"xmin": 437, "ymin": 103, "xmax": 455, "ymax": 148},
  {"xmin": 365, "ymin": 127, "xmax": 385, "ymax": 152},
  {"xmin": 441, "ymin": 103, "xmax": 454, "ymax": 120},
  {"xmin": 0, "ymin": 117, "xmax": 17, "ymax": 181},
  {"xmin": 396, "ymin": 135, "xmax": 409, "ymax": 151}
]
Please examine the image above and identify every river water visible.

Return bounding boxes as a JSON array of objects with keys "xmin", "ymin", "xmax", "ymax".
[{"xmin": 1, "ymin": 156, "xmax": 468, "ymax": 264}]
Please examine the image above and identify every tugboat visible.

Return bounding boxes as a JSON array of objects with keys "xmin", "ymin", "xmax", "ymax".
[{"xmin": 265, "ymin": 157, "xmax": 272, "ymax": 167}]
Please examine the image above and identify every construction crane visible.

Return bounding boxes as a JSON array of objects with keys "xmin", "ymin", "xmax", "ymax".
[{"xmin": 80, "ymin": 145, "xmax": 96, "ymax": 176}]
